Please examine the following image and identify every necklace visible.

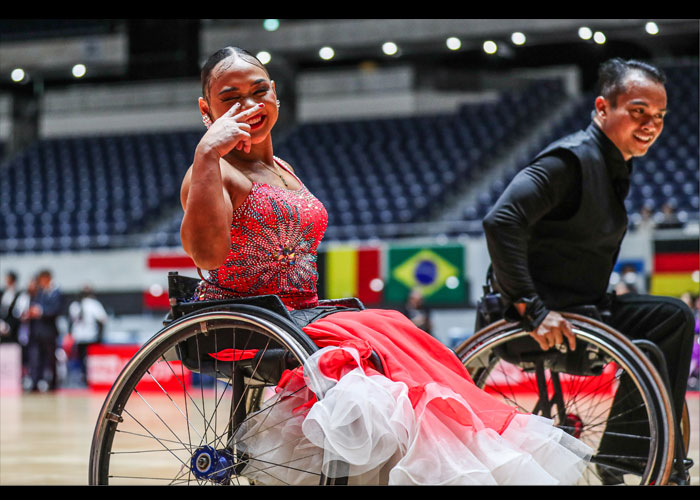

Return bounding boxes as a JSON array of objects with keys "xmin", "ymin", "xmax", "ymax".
[{"xmin": 259, "ymin": 160, "xmax": 289, "ymax": 189}]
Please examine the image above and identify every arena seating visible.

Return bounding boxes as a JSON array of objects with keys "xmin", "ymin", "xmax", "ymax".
[
  {"xmin": 0, "ymin": 63, "xmax": 696, "ymax": 253},
  {"xmin": 0, "ymin": 131, "xmax": 202, "ymax": 252}
]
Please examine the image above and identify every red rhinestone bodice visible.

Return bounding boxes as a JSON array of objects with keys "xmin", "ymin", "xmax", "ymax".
[{"xmin": 193, "ymin": 157, "xmax": 328, "ymax": 309}]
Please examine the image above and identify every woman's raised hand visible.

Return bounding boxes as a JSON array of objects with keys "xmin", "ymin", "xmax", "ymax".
[{"xmin": 204, "ymin": 102, "xmax": 265, "ymax": 156}]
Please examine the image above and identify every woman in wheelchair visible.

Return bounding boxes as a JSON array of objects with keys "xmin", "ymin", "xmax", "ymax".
[{"xmin": 149, "ymin": 46, "xmax": 595, "ymax": 485}]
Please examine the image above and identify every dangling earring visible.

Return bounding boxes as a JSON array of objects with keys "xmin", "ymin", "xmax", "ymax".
[
  {"xmin": 276, "ymin": 99, "xmax": 281, "ymax": 109},
  {"xmin": 202, "ymin": 114, "xmax": 213, "ymax": 129}
]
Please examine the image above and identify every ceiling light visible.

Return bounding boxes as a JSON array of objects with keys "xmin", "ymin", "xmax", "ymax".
[
  {"xmin": 446, "ymin": 37, "xmax": 461, "ymax": 51},
  {"xmin": 319, "ymin": 46, "xmax": 335, "ymax": 60},
  {"xmin": 593, "ymin": 31, "xmax": 606, "ymax": 44},
  {"xmin": 72, "ymin": 64, "xmax": 86, "ymax": 78},
  {"xmin": 11, "ymin": 68, "xmax": 25, "ymax": 82},
  {"xmin": 511, "ymin": 32, "xmax": 526, "ymax": 45},
  {"xmin": 483, "ymin": 40, "xmax": 498, "ymax": 54},
  {"xmin": 578, "ymin": 27, "xmax": 593, "ymax": 40},
  {"xmin": 263, "ymin": 19, "xmax": 279, "ymax": 32},
  {"xmin": 382, "ymin": 42, "xmax": 398, "ymax": 56},
  {"xmin": 256, "ymin": 51, "xmax": 271, "ymax": 65},
  {"xmin": 645, "ymin": 22, "xmax": 659, "ymax": 35}
]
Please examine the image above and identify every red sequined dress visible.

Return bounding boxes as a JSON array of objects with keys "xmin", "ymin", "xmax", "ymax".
[
  {"xmin": 194, "ymin": 157, "xmax": 592, "ymax": 485},
  {"xmin": 193, "ymin": 157, "xmax": 326, "ymax": 310}
]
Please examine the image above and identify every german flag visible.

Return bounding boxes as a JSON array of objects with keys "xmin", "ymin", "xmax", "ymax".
[{"xmin": 650, "ymin": 237, "xmax": 699, "ymax": 297}]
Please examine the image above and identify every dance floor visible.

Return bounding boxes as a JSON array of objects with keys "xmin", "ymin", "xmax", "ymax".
[{"xmin": 0, "ymin": 388, "xmax": 698, "ymax": 485}]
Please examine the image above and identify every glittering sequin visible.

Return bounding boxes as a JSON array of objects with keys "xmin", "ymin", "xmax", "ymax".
[{"xmin": 193, "ymin": 157, "xmax": 328, "ymax": 309}]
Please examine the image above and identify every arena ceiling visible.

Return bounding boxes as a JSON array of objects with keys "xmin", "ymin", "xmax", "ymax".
[{"xmin": 0, "ymin": 19, "xmax": 697, "ymax": 89}]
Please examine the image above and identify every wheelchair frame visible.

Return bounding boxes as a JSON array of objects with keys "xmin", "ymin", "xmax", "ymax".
[{"xmin": 88, "ymin": 272, "xmax": 690, "ymax": 485}]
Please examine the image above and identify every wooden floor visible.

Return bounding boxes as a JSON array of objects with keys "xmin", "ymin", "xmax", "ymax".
[{"xmin": 1, "ymin": 388, "xmax": 698, "ymax": 486}]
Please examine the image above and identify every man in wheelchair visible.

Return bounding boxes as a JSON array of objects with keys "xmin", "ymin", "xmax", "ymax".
[{"xmin": 481, "ymin": 58, "xmax": 695, "ymax": 484}]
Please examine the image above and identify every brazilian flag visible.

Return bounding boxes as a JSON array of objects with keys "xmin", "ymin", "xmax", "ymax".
[{"xmin": 385, "ymin": 243, "xmax": 466, "ymax": 305}]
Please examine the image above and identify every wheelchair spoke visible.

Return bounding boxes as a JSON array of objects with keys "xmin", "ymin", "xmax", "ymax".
[
  {"xmin": 146, "ymin": 361, "xmax": 205, "ymax": 442},
  {"xmin": 109, "ymin": 447, "xmax": 193, "ymax": 454},
  {"xmin": 132, "ymin": 388, "xmax": 194, "ymax": 452},
  {"xmin": 222, "ymin": 342, "xmax": 274, "ymax": 441},
  {"xmin": 234, "ymin": 451, "xmax": 323, "ymax": 484},
  {"xmin": 459, "ymin": 324, "xmax": 675, "ymax": 485},
  {"xmin": 585, "ymin": 392, "xmax": 649, "ymax": 431},
  {"xmin": 90, "ymin": 311, "xmax": 325, "ymax": 485},
  {"xmin": 194, "ymin": 334, "xmax": 208, "ymax": 446},
  {"xmin": 109, "ymin": 474, "xmax": 195, "ymax": 483},
  {"xmin": 227, "ymin": 384, "xmax": 310, "ymax": 449},
  {"xmin": 121, "ymin": 408, "xmax": 192, "ymax": 470},
  {"xmin": 114, "ymin": 429, "xmax": 192, "ymax": 448}
]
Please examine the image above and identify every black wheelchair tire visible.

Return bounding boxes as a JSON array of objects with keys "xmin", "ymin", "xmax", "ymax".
[{"xmin": 455, "ymin": 314, "xmax": 676, "ymax": 485}]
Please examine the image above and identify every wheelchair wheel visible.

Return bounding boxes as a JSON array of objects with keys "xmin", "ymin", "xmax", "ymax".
[
  {"xmin": 456, "ymin": 314, "xmax": 676, "ymax": 485},
  {"xmin": 89, "ymin": 306, "xmax": 334, "ymax": 485}
]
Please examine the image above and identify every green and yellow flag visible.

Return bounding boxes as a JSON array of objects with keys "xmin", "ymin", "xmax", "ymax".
[{"xmin": 385, "ymin": 243, "xmax": 466, "ymax": 305}]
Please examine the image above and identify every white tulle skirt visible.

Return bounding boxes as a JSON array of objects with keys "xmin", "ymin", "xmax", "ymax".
[{"xmin": 233, "ymin": 345, "xmax": 593, "ymax": 485}]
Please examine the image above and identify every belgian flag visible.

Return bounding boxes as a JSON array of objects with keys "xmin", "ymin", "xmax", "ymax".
[
  {"xmin": 650, "ymin": 237, "xmax": 699, "ymax": 297},
  {"xmin": 317, "ymin": 245, "xmax": 383, "ymax": 305}
]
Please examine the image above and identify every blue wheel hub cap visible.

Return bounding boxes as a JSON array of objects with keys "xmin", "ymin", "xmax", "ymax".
[{"xmin": 191, "ymin": 446, "xmax": 236, "ymax": 482}]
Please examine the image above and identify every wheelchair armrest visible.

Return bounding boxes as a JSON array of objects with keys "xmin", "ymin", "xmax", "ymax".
[
  {"xmin": 165, "ymin": 271, "xmax": 296, "ymax": 323},
  {"xmin": 317, "ymin": 297, "xmax": 366, "ymax": 310},
  {"xmin": 167, "ymin": 272, "xmax": 202, "ymax": 305},
  {"xmin": 560, "ymin": 304, "xmax": 608, "ymax": 322},
  {"xmin": 169, "ymin": 294, "xmax": 294, "ymax": 323}
]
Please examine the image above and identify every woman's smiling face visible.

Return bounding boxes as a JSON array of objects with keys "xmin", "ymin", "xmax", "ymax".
[{"xmin": 204, "ymin": 54, "xmax": 278, "ymax": 144}]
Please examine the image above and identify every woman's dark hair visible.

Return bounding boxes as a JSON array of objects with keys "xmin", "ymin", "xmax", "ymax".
[
  {"xmin": 200, "ymin": 46, "xmax": 270, "ymax": 100},
  {"xmin": 596, "ymin": 58, "xmax": 666, "ymax": 107}
]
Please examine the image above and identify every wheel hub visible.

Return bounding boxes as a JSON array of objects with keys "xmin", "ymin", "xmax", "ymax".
[{"xmin": 190, "ymin": 446, "xmax": 236, "ymax": 483}]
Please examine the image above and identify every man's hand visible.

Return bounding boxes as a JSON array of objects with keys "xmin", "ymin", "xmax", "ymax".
[{"xmin": 529, "ymin": 311, "xmax": 576, "ymax": 351}]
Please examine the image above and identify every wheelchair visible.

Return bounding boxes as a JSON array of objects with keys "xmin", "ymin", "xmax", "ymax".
[
  {"xmin": 89, "ymin": 272, "xmax": 370, "ymax": 485},
  {"xmin": 89, "ymin": 271, "xmax": 691, "ymax": 486},
  {"xmin": 453, "ymin": 275, "xmax": 693, "ymax": 486}
]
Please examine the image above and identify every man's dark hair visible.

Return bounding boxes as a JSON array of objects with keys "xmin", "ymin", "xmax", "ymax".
[
  {"xmin": 596, "ymin": 58, "xmax": 667, "ymax": 107},
  {"xmin": 200, "ymin": 46, "xmax": 270, "ymax": 101},
  {"xmin": 37, "ymin": 269, "xmax": 52, "ymax": 279}
]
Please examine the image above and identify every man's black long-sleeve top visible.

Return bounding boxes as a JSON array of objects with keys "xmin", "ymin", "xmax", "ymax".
[{"xmin": 482, "ymin": 122, "xmax": 632, "ymax": 330}]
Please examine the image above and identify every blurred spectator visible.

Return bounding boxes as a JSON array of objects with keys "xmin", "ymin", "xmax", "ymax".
[
  {"xmin": 656, "ymin": 201, "xmax": 683, "ymax": 229},
  {"xmin": 611, "ymin": 264, "xmax": 641, "ymax": 295},
  {"xmin": 619, "ymin": 264, "xmax": 640, "ymax": 294},
  {"xmin": 0, "ymin": 271, "xmax": 21, "ymax": 343},
  {"xmin": 24, "ymin": 269, "xmax": 63, "ymax": 392},
  {"xmin": 402, "ymin": 289, "xmax": 432, "ymax": 335},
  {"xmin": 14, "ymin": 277, "xmax": 39, "ymax": 386},
  {"xmin": 635, "ymin": 204, "xmax": 656, "ymax": 232},
  {"xmin": 680, "ymin": 292, "xmax": 694, "ymax": 310},
  {"xmin": 68, "ymin": 285, "xmax": 108, "ymax": 386}
]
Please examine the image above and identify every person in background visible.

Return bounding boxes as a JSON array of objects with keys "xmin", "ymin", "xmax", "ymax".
[
  {"xmin": 657, "ymin": 200, "xmax": 683, "ymax": 229},
  {"xmin": 402, "ymin": 288, "xmax": 432, "ymax": 335},
  {"xmin": 68, "ymin": 285, "xmax": 108, "ymax": 387},
  {"xmin": 24, "ymin": 269, "xmax": 63, "ymax": 393},
  {"xmin": 0, "ymin": 271, "xmax": 21, "ymax": 344},
  {"xmin": 14, "ymin": 277, "xmax": 38, "ymax": 387},
  {"xmin": 635, "ymin": 203, "xmax": 656, "ymax": 232}
]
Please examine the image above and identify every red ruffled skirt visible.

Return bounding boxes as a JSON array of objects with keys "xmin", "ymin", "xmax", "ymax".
[{"xmin": 233, "ymin": 309, "xmax": 592, "ymax": 485}]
